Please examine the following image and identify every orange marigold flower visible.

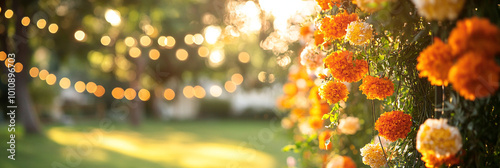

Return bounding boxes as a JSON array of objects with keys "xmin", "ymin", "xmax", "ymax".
[
  {"xmin": 319, "ymin": 130, "xmax": 333, "ymax": 150},
  {"xmin": 417, "ymin": 38, "xmax": 454, "ymax": 86},
  {"xmin": 316, "ymin": 0, "xmax": 342, "ymax": 10},
  {"xmin": 375, "ymin": 111, "xmax": 412, "ymax": 141},
  {"xmin": 326, "ymin": 155, "xmax": 357, "ymax": 168},
  {"xmin": 309, "ymin": 116, "xmax": 324, "ymax": 130},
  {"xmin": 324, "ymin": 50, "xmax": 368, "ymax": 82},
  {"xmin": 448, "ymin": 17, "xmax": 500, "ymax": 57},
  {"xmin": 320, "ymin": 11, "xmax": 358, "ymax": 41},
  {"xmin": 318, "ymin": 81, "xmax": 349, "ymax": 104},
  {"xmin": 300, "ymin": 23, "xmax": 313, "ymax": 37},
  {"xmin": 421, "ymin": 153, "xmax": 460, "ymax": 168},
  {"xmin": 314, "ymin": 30, "xmax": 331, "ymax": 47},
  {"xmin": 359, "ymin": 76, "xmax": 394, "ymax": 100},
  {"xmin": 283, "ymin": 83, "xmax": 298, "ymax": 96},
  {"xmin": 448, "ymin": 52, "xmax": 500, "ymax": 100}
]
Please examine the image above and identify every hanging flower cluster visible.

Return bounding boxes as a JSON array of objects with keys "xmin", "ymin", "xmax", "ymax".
[
  {"xmin": 375, "ymin": 111, "xmax": 412, "ymax": 141},
  {"xmin": 354, "ymin": 0, "xmax": 392, "ymax": 13},
  {"xmin": 411, "ymin": 0, "xmax": 465, "ymax": 21},
  {"xmin": 417, "ymin": 17, "xmax": 500, "ymax": 100},
  {"xmin": 324, "ymin": 50, "xmax": 368, "ymax": 82},
  {"xmin": 359, "ymin": 76, "xmax": 394, "ymax": 100},
  {"xmin": 319, "ymin": 130, "xmax": 333, "ymax": 150},
  {"xmin": 338, "ymin": 116, "xmax": 361, "ymax": 135},
  {"xmin": 316, "ymin": 0, "xmax": 342, "ymax": 11},
  {"xmin": 360, "ymin": 143, "xmax": 386, "ymax": 168},
  {"xmin": 345, "ymin": 21, "xmax": 373, "ymax": 45},
  {"xmin": 320, "ymin": 11, "xmax": 358, "ymax": 41},
  {"xmin": 416, "ymin": 38, "xmax": 454, "ymax": 86},
  {"xmin": 300, "ymin": 44, "xmax": 326, "ymax": 75},
  {"xmin": 326, "ymin": 155, "xmax": 357, "ymax": 168},
  {"xmin": 318, "ymin": 81, "xmax": 349, "ymax": 104},
  {"xmin": 417, "ymin": 118, "xmax": 462, "ymax": 167}
]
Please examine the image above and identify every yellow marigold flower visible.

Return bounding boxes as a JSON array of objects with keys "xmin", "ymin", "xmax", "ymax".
[
  {"xmin": 411, "ymin": 0, "xmax": 465, "ymax": 21},
  {"xmin": 320, "ymin": 11, "xmax": 358, "ymax": 41},
  {"xmin": 448, "ymin": 17, "xmax": 500, "ymax": 56},
  {"xmin": 318, "ymin": 81, "xmax": 350, "ymax": 104},
  {"xmin": 375, "ymin": 111, "xmax": 412, "ymax": 141},
  {"xmin": 316, "ymin": 0, "xmax": 342, "ymax": 10},
  {"xmin": 345, "ymin": 21, "xmax": 373, "ymax": 45},
  {"xmin": 319, "ymin": 130, "xmax": 333, "ymax": 150},
  {"xmin": 360, "ymin": 143, "xmax": 386, "ymax": 168},
  {"xmin": 417, "ymin": 38, "xmax": 454, "ymax": 86},
  {"xmin": 448, "ymin": 52, "xmax": 500, "ymax": 100},
  {"xmin": 355, "ymin": 0, "xmax": 392, "ymax": 13},
  {"xmin": 421, "ymin": 153, "xmax": 460, "ymax": 168},
  {"xmin": 326, "ymin": 155, "xmax": 357, "ymax": 168},
  {"xmin": 338, "ymin": 116, "xmax": 360, "ymax": 135},
  {"xmin": 416, "ymin": 119, "xmax": 462, "ymax": 159},
  {"xmin": 324, "ymin": 51, "xmax": 368, "ymax": 82},
  {"xmin": 359, "ymin": 76, "xmax": 394, "ymax": 100}
]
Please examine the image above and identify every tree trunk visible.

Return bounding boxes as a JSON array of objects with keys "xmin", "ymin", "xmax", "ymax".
[{"xmin": 13, "ymin": 1, "xmax": 42, "ymax": 134}]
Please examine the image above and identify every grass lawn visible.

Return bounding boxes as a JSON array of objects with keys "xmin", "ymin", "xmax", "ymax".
[{"xmin": 0, "ymin": 119, "xmax": 296, "ymax": 168}]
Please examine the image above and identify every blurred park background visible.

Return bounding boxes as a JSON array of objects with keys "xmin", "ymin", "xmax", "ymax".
[{"xmin": 0, "ymin": 0, "xmax": 319, "ymax": 167}]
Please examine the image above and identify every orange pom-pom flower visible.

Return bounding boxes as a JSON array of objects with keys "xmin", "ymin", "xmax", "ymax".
[
  {"xmin": 375, "ymin": 111, "xmax": 412, "ymax": 141},
  {"xmin": 324, "ymin": 50, "xmax": 368, "ymax": 82},
  {"xmin": 359, "ymin": 76, "xmax": 394, "ymax": 100},
  {"xmin": 318, "ymin": 81, "xmax": 350, "ymax": 104}
]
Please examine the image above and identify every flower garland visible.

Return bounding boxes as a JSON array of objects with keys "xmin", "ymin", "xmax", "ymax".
[
  {"xmin": 359, "ymin": 76, "xmax": 394, "ymax": 100},
  {"xmin": 320, "ymin": 11, "xmax": 358, "ymax": 41},
  {"xmin": 324, "ymin": 50, "xmax": 369, "ymax": 82},
  {"xmin": 375, "ymin": 111, "xmax": 412, "ymax": 141},
  {"xmin": 318, "ymin": 81, "xmax": 349, "ymax": 104}
]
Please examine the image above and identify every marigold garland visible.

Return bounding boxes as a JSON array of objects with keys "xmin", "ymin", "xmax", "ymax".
[
  {"xmin": 448, "ymin": 52, "xmax": 500, "ymax": 100},
  {"xmin": 375, "ymin": 111, "xmax": 412, "ymax": 141},
  {"xmin": 318, "ymin": 81, "xmax": 349, "ymax": 104},
  {"xmin": 416, "ymin": 119, "xmax": 462, "ymax": 158},
  {"xmin": 359, "ymin": 76, "xmax": 394, "ymax": 100},
  {"xmin": 345, "ymin": 21, "xmax": 373, "ymax": 45},
  {"xmin": 319, "ymin": 130, "xmax": 333, "ymax": 150},
  {"xmin": 416, "ymin": 37, "xmax": 454, "ymax": 86},
  {"xmin": 338, "ymin": 116, "xmax": 361, "ymax": 135},
  {"xmin": 360, "ymin": 143, "xmax": 386, "ymax": 168},
  {"xmin": 448, "ymin": 17, "xmax": 500, "ymax": 57},
  {"xmin": 324, "ymin": 51, "xmax": 368, "ymax": 82},
  {"xmin": 316, "ymin": 0, "xmax": 342, "ymax": 11},
  {"xmin": 320, "ymin": 11, "xmax": 358, "ymax": 41},
  {"xmin": 326, "ymin": 155, "xmax": 357, "ymax": 168},
  {"xmin": 411, "ymin": 0, "xmax": 465, "ymax": 21}
]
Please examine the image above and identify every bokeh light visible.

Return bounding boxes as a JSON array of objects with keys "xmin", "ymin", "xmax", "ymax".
[
  {"xmin": 21, "ymin": 17, "xmax": 30, "ymax": 26},
  {"xmin": 129, "ymin": 47, "xmax": 141, "ymax": 58},
  {"xmin": 75, "ymin": 81, "xmax": 86, "ymax": 93},
  {"xmin": 238, "ymin": 52, "xmax": 250, "ymax": 63},
  {"xmin": 46, "ymin": 74, "xmax": 57, "ymax": 85},
  {"xmin": 268, "ymin": 74, "xmax": 276, "ymax": 83},
  {"xmin": 140, "ymin": 35, "xmax": 152, "ymax": 47},
  {"xmin": 39, "ymin": 69, "xmax": 49, "ymax": 80},
  {"xmin": 29, "ymin": 67, "xmax": 39, "ymax": 77},
  {"xmin": 86, "ymin": 82, "xmax": 97, "ymax": 93},
  {"xmin": 209, "ymin": 85, "xmax": 222, "ymax": 97},
  {"xmin": 193, "ymin": 33, "xmax": 204, "ymax": 45},
  {"xmin": 48, "ymin": 23, "xmax": 59, "ymax": 34},
  {"xmin": 149, "ymin": 49, "xmax": 160, "ymax": 60},
  {"xmin": 258, "ymin": 71, "xmax": 267, "ymax": 83},
  {"xmin": 224, "ymin": 81, "xmax": 237, "ymax": 93},
  {"xmin": 125, "ymin": 37, "xmax": 136, "ymax": 47},
  {"xmin": 165, "ymin": 36, "xmax": 176, "ymax": 48},
  {"xmin": 74, "ymin": 30, "xmax": 86, "ymax": 41},
  {"xmin": 105, "ymin": 9, "xmax": 121, "ymax": 26},
  {"xmin": 59, "ymin": 77, "xmax": 71, "ymax": 89},
  {"xmin": 14, "ymin": 62, "xmax": 23, "ymax": 73},
  {"xmin": 0, "ymin": 51, "xmax": 5, "ymax": 61},
  {"xmin": 112, "ymin": 87, "xmax": 125, "ymax": 99},
  {"xmin": 231, "ymin": 73, "xmax": 244, "ymax": 85},
  {"xmin": 94, "ymin": 85, "xmax": 105, "ymax": 97},
  {"xmin": 183, "ymin": 86, "xmax": 194, "ymax": 98},
  {"xmin": 101, "ymin": 36, "xmax": 111, "ymax": 46},
  {"xmin": 138, "ymin": 89, "xmax": 151, "ymax": 101},
  {"xmin": 176, "ymin": 49, "xmax": 188, "ymax": 61},
  {"xmin": 163, "ymin": 88, "xmax": 175, "ymax": 100},
  {"xmin": 37, "ymin": 19, "xmax": 47, "ymax": 29},
  {"xmin": 158, "ymin": 36, "xmax": 166, "ymax": 46},
  {"xmin": 209, "ymin": 49, "xmax": 224, "ymax": 67},
  {"xmin": 124, "ymin": 88, "xmax": 137, "ymax": 100},
  {"xmin": 4, "ymin": 9, "xmax": 13, "ymax": 19},
  {"xmin": 204, "ymin": 25, "xmax": 221, "ymax": 44},
  {"xmin": 184, "ymin": 34, "xmax": 194, "ymax": 45},
  {"xmin": 198, "ymin": 46, "xmax": 210, "ymax": 57},
  {"xmin": 193, "ymin": 86, "xmax": 206, "ymax": 98}
]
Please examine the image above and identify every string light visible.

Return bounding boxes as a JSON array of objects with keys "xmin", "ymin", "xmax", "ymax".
[
  {"xmin": 4, "ymin": 9, "xmax": 13, "ymax": 19},
  {"xmin": 21, "ymin": 17, "xmax": 30, "ymax": 26},
  {"xmin": 59, "ymin": 77, "xmax": 71, "ymax": 89},
  {"xmin": 37, "ymin": 19, "xmax": 47, "ymax": 29},
  {"xmin": 48, "ymin": 23, "xmax": 59, "ymax": 34},
  {"xmin": 164, "ymin": 88, "xmax": 175, "ymax": 100}
]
